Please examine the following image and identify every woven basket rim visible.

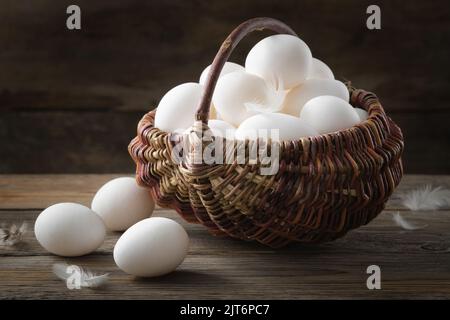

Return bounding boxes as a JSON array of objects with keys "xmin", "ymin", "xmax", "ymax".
[{"xmin": 135, "ymin": 87, "xmax": 394, "ymax": 153}]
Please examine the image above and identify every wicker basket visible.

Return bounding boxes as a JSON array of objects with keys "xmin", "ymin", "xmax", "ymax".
[{"xmin": 129, "ymin": 17, "xmax": 404, "ymax": 248}]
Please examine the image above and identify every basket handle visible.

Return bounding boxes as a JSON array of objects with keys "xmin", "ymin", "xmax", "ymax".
[{"xmin": 195, "ymin": 17, "xmax": 297, "ymax": 123}]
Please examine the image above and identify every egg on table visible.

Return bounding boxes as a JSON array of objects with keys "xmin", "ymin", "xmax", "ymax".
[
  {"xmin": 35, "ymin": 203, "xmax": 106, "ymax": 257},
  {"xmin": 235, "ymin": 112, "xmax": 318, "ymax": 141},
  {"xmin": 308, "ymin": 58, "xmax": 334, "ymax": 80},
  {"xmin": 113, "ymin": 217, "xmax": 189, "ymax": 277},
  {"xmin": 282, "ymin": 79, "xmax": 349, "ymax": 116},
  {"xmin": 300, "ymin": 95, "xmax": 360, "ymax": 134},
  {"xmin": 154, "ymin": 82, "xmax": 206, "ymax": 132},
  {"xmin": 91, "ymin": 177, "xmax": 155, "ymax": 231},
  {"xmin": 245, "ymin": 34, "xmax": 312, "ymax": 90},
  {"xmin": 199, "ymin": 61, "xmax": 245, "ymax": 86},
  {"xmin": 212, "ymin": 71, "xmax": 282, "ymax": 127}
]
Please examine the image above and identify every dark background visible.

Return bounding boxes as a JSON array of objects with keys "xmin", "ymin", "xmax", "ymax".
[{"xmin": 1, "ymin": 0, "xmax": 449, "ymax": 174}]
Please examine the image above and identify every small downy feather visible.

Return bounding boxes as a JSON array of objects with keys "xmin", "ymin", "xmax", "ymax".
[
  {"xmin": 0, "ymin": 222, "xmax": 27, "ymax": 246},
  {"xmin": 52, "ymin": 263, "xmax": 109, "ymax": 289},
  {"xmin": 401, "ymin": 185, "xmax": 450, "ymax": 211},
  {"xmin": 245, "ymin": 73, "xmax": 285, "ymax": 113},
  {"xmin": 392, "ymin": 212, "xmax": 427, "ymax": 230}
]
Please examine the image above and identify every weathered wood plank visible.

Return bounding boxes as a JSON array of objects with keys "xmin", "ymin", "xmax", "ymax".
[
  {"xmin": 1, "ymin": 1, "xmax": 449, "ymax": 113},
  {"xmin": 1, "ymin": 208, "xmax": 450, "ymax": 256},
  {"xmin": 389, "ymin": 113, "xmax": 450, "ymax": 174},
  {"xmin": 1, "ymin": 112, "xmax": 449, "ymax": 174},
  {"xmin": 0, "ymin": 174, "xmax": 124, "ymax": 209},
  {"xmin": 1, "ymin": 174, "xmax": 449, "ymax": 210},
  {"xmin": 0, "ymin": 112, "xmax": 144, "ymax": 174},
  {"xmin": 0, "ymin": 1, "xmax": 450, "ymax": 174},
  {"xmin": 1, "ymin": 208, "xmax": 449, "ymax": 299},
  {"xmin": 1, "ymin": 174, "xmax": 450, "ymax": 299}
]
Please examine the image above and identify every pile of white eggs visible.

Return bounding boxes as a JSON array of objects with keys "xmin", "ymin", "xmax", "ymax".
[
  {"xmin": 155, "ymin": 34, "xmax": 369, "ymax": 140},
  {"xmin": 34, "ymin": 177, "xmax": 189, "ymax": 277}
]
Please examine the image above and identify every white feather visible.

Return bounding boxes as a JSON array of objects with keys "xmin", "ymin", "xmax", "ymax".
[
  {"xmin": 244, "ymin": 93, "xmax": 284, "ymax": 113},
  {"xmin": 245, "ymin": 73, "xmax": 285, "ymax": 114},
  {"xmin": 401, "ymin": 185, "xmax": 450, "ymax": 211},
  {"xmin": 52, "ymin": 263, "xmax": 71, "ymax": 281},
  {"xmin": 0, "ymin": 222, "xmax": 27, "ymax": 246},
  {"xmin": 392, "ymin": 212, "xmax": 427, "ymax": 230},
  {"xmin": 52, "ymin": 263, "xmax": 109, "ymax": 289}
]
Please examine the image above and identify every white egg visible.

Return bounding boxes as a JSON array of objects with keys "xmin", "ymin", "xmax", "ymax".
[
  {"xmin": 199, "ymin": 61, "xmax": 245, "ymax": 86},
  {"xmin": 213, "ymin": 107, "xmax": 223, "ymax": 120},
  {"xmin": 235, "ymin": 113, "xmax": 318, "ymax": 141},
  {"xmin": 207, "ymin": 119, "xmax": 236, "ymax": 137},
  {"xmin": 91, "ymin": 177, "xmax": 155, "ymax": 231},
  {"xmin": 213, "ymin": 71, "xmax": 280, "ymax": 126},
  {"xmin": 209, "ymin": 104, "xmax": 218, "ymax": 119},
  {"xmin": 35, "ymin": 203, "xmax": 106, "ymax": 257},
  {"xmin": 354, "ymin": 107, "xmax": 369, "ymax": 122},
  {"xmin": 300, "ymin": 95, "xmax": 360, "ymax": 134},
  {"xmin": 308, "ymin": 58, "xmax": 334, "ymax": 80},
  {"xmin": 155, "ymin": 83, "xmax": 205, "ymax": 132},
  {"xmin": 113, "ymin": 217, "xmax": 189, "ymax": 277},
  {"xmin": 245, "ymin": 34, "xmax": 312, "ymax": 90},
  {"xmin": 282, "ymin": 79, "xmax": 349, "ymax": 116},
  {"xmin": 173, "ymin": 128, "xmax": 186, "ymax": 135},
  {"xmin": 207, "ymin": 104, "xmax": 224, "ymax": 120}
]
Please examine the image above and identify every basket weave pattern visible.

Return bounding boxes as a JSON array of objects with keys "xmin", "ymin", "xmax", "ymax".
[{"xmin": 128, "ymin": 18, "xmax": 404, "ymax": 248}]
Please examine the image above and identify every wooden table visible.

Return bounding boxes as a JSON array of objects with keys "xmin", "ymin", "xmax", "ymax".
[{"xmin": 1, "ymin": 174, "xmax": 449, "ymax": 299}]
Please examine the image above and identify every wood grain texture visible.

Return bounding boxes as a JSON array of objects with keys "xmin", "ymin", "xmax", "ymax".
[
  {"xmin": 0, "ymin": 0, "xmax": 449, "ymax": 173},
  {"xmin": 0, "ymin": 174, "xmax": 450, "ymax": 299},
  {"xmin": 1, "ymin": 174, "xmax": 449, "ymax": 210}
]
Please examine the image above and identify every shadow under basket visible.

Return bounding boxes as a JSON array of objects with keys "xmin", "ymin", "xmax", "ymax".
[{"xmin": 128, "ymin": 17, "xmax": 404, "ymax": 248}]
